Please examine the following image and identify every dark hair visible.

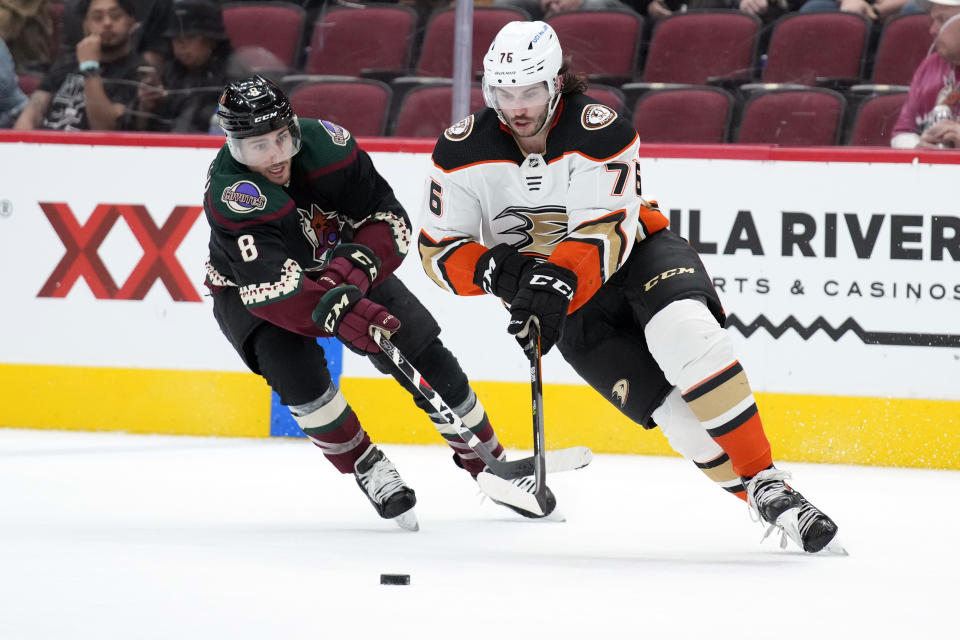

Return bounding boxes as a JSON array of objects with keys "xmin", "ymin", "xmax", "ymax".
[
  {"xmin": 78, "ymin": 0, "xmax": 137, "ymax": 19},
  {"xmin": 559, "ymin": 57, "xmax": 588, "ymax": 96}
]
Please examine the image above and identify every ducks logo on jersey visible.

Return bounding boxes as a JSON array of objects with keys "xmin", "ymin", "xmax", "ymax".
[{"xmin": 581, "ymin": 104, "xmax": 617, "ymax": 130}]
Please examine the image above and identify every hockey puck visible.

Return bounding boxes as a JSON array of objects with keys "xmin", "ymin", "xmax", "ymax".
[{"xmin": 380, "ymin": 573, "xmax": 410, "ymax": 586}]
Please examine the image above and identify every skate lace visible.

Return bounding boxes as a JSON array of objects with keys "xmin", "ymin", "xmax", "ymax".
[
  {"xmin": 360, "ymin": 459, "xmax": 406, "ymax": 504},
  {"xmin": 745, "ymin": 468, "xmax": 794, "ymax": 524},
  {"xmin": 797, "ymin": 500, "xmax": 822, "ymax": 536}
]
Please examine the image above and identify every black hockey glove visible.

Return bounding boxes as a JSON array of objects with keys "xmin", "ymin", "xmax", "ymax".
[
  {"xmin": 312, "ymin": 285, "xmax": 400, "ymax": 355},
  {"xmin": 507, "ymin": 263, "xmax": 577, "ymax": 355},
  {"xmin": 316, "ymin": 243, "xmax": 381, "ymax": 295},
  {"xmin": 472, "ymin": 243, "xmax": 537, "ymax": 304}
]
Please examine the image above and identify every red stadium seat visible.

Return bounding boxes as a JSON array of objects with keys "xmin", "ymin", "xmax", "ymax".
[
  {"xmin": 735, "ymin": 88, "xmax": 847, "ymax": 146},
  {"xmin": 392, "ymin": 84, "xmax": 485, "ymax": 138},
  {"xmin": 304, "ymin": 4, "xmax": 417, "ymax": 77},
  {"xmin": 416, "ymin": 8, "xmax": 530, "ymax": 78},
  {"xmin": 642, "ymin": 10, "xmax": 760, "ymax": 85},
  {"xmin": 846, "ymin": 90, "xmax": 910, "ymax": 146},
  {"xmin": 585, "ymin": 84, "xmax": 627, "ymax": 115},
  {"xmin": 763, "ymin": 13, "xmax": 870, "ymax": 86},
  {"xmin": 871, "ymin": 14, "xmax": 934, "ymax": 86},
  {"xmin": 222, "ymin": 2, "xmax": 306, "ymax": 70},
  {"xmin": 632, "ymin": 87, "xmax": 734, "ymax": 144},
  {"xmin": 547, "ymin": 9, "xmax": 643, "ymax": 82},
  {"xmin": 289, "ymin": 78, "xmax": 393, "ymax": 137}
]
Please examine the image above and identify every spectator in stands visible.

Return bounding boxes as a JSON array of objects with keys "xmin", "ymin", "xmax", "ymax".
[
  {"xmin": 798, "ymin": 0, "xmax": 924, "ymax": 19},
  {"xmin": 13, "ymin": 0, "xmax": 142, "ymax": 130},
  {"xmin": 63, "ymin": 0, "xmax": 173, "ymax": 68},
  {"xmin": 891, "ymin": 0, "xmax": 960, "ymax": 148},
  {"xmin": 738, "ymin": 0, "xmax": 805, "ymax": 24},
  {"xmin": 625, "ymin": 0, "xmax": 735, "ymax": 20},
  {"xmin": 0, "ymin": 38, "xmax": 29, "ymax": 126},
  {"xmin": 492, "ymin": 0, "xmax": 631, "ymax": 22},
  {"xmin": 0, "ymin": 0, "xmax": 52, "ymax": 71},
  {"xmin": 126, "ymin": 0, "xmax": 244, "ymax": 132}
]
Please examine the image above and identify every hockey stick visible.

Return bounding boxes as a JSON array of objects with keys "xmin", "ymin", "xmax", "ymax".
[
  {"xmin": 371, "ymin": 330, "xmax": 593, "ymax": 480},
  {"xmin": 525, "ymin": 325, "xmax": 550, "ymax": 513}
]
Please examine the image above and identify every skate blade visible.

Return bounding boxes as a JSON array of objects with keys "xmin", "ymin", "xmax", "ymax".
[
  {"xmin": 392, "ymin": 509, "xmax": 419, "ymax": 532},
  {"xmin": 817, "ymin": 538, "xmax": 848, "ymax": 556}
]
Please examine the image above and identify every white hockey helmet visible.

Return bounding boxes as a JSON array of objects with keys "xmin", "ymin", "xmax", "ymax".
[{"xmin": 482, "ymin": 21, "xmax": 563, "ymax": 127}]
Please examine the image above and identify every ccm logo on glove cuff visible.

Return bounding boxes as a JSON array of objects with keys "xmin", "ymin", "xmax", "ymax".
[
  {"xmin": 332, "ymin": 243, "xmax": 381, "ymax": 282},
  {"xmin": 312, "ymin": 285, "xmax": 361, "ymax": 333},
  {"xmin": 528, "ymin": 273, "xmax": 575, "ymax": 300}
]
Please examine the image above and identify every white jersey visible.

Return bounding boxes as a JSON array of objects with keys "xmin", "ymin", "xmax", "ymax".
[{"xmin": 418, "ymin": 92, "xmax": 668, "ymax": 313}]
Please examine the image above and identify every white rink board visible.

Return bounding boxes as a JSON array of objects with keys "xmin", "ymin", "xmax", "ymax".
[{"xmin": 0, "ymin": 139, "xmax": 957, "ymax": 402}]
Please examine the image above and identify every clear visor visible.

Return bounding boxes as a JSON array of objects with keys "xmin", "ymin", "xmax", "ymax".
[
  {"xmin": 483, "ymin": 81, "xmax": 551, "ymax": 111},
  {"xmin": 226, "ymin": 117, "xmax": 302, "ymax": 167}
]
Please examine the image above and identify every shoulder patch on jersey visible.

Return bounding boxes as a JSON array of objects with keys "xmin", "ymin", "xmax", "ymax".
[
  {"xmin": 320, "ymin": 120, "xmax": 351, "ymax": 146},
  {"xmin": 221, "ymin": 180, "xmax": 268, "ymax": 214},
  {"xmin": 581, "ymin": 104, "xmax": 617, "ymax": 130},
  {"xmin": 444, "ymin": 115, "xmax": 474, "ymax": 141}
]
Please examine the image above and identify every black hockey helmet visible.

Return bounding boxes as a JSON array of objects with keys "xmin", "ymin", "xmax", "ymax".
[{"xmin": 217, "ymin": 75, "xmax": 302, "ymax": 164}]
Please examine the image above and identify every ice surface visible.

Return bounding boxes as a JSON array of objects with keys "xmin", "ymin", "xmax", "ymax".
[{"xmin": 0, "ymin": 428, "xmax": 955, "ymax": 639}]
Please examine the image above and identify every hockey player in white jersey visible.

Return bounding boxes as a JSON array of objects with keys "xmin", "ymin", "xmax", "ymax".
[{"xmin": 419, "ymin": 21, "xmax": 842, "ymax": 553}]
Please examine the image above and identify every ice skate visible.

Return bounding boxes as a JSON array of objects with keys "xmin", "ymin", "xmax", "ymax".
[
  {"xmin": 354, "ymin": 445, "xmax": 419, "ymax": 531},
  {"xmin": 744, "ymin": 468, "xmax": 843, "ymax": 554},
  {"xmin": 476, "ymin": 454, "xmax": 563, "ymax": 521}
]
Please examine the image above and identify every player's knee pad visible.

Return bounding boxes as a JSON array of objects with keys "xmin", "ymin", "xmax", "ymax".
[
  {"xmin": 652, "ymin": 387, "xmax": 723, "ymax": 463},
  {"xmin": 644, "ymin": 298, "xmax": 736, "ymax": 392}
]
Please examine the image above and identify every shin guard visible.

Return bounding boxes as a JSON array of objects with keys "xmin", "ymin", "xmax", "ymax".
[{"xmin": 646, "ymin": 299, "xmax": 772, "ymax": 478}]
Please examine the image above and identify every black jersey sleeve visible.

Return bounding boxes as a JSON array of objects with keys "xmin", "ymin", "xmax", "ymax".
[{"xmin": 296, "ymin": 119, "xmax": 412, "ymax": 284}]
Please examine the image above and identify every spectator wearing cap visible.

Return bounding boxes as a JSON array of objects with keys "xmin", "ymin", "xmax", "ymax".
[
  {"xmin": 891, "ymin": 0, "xmax": 960, "ymax": 148},
  {"xmin": 62, "ymin": 0, "xmax": 174, "ymax": 69},
  {"xmin": 14, "ymin": 0, "xmax": 143, "ymax": 130},
  {"xmin": 128, "ymin": 0, "xmax": 245, "ymax": 132}
]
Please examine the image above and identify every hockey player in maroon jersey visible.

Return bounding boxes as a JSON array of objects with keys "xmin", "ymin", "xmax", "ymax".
[
  {"xmin": 419, "ymin": 22, "xmax": 842, "ymax": 553},
  {"xmin": 203, "ymin": 75, "xmax": 541, "ymax": 531}
]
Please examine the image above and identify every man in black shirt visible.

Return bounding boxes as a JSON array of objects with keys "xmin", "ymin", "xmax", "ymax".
[{"xmin": 14, "ymin": 0, "xmax": 141, "ymax": 130}]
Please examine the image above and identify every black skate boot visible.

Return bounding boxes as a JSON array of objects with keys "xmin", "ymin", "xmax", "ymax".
[
  {"xmin": 796, "ymin": 494, "xmax": 840, "ymax": 553},
  {"xmin": 744, "ymin": 468, "xmax": 841, "ymax": 553},
  {"xmin": 354, "ymin": 445, "xmax": 418, "ymax": 531}
]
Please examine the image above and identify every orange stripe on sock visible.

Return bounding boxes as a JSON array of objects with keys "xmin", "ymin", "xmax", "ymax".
[{"xmin": 711, "ymin": 412, "xmax": 772, "ymax": 478}]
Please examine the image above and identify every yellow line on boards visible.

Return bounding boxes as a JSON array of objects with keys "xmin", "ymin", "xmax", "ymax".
[
  {"xmin": 0, "ymin": 364, "xmax": 271, "ymax": 438},
  {"xmin": 342, "ymin": 378, "xmax": 960, "ymax": 471},
  {"xmin": 1, "ymin": 365, "xmax": 956, "ymax": 470}
]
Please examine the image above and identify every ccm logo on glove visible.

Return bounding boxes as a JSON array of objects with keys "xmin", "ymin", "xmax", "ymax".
[
  {"xmin": 322, "ymin": 290, "xmax": 354, "ymax": 333},
  {"xmin": 528, "ymin": 273, "xmax": 574, "ymax": 300}
]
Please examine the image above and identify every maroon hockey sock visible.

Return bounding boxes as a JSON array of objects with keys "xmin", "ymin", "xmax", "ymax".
[{"xmin": 303, "ymin": 410, "xmax": 372, "ymax": 474}]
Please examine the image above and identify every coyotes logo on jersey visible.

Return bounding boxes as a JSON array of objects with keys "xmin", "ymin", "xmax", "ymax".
[{"xmin": 298, "ymin": 203, "xmax": 342, "ymax": 265}]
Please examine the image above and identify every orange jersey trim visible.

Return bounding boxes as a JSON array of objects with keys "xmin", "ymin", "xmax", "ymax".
[
  {"xmin": 549, "ymin": 241, "xmax": 604, "ymax": 314},
  {"xmin": 420, "ymin": 229, "xmax": 488, "ymax": 296}
]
